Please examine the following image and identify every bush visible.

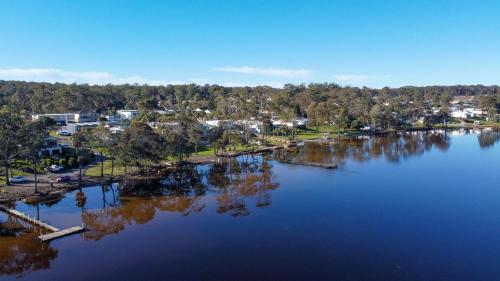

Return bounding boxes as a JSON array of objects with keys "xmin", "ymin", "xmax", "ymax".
[
  {"xmin": 68, "ymin": 157, "xmax": 77, "ymax": 167},
  {"xmin": 78, "ymin": 149, "xmax": 95, "ymax": 165},
  {"xmin": 350, "ymin": 119, "xmax": 360, "ymax": 129},
  {"xmin": 41, "ymin": 158, "xmax": 53, "ymax": 168},
  {"xmin": 58, "ymin": 158, "xmax": 67, "ymax": 167}
]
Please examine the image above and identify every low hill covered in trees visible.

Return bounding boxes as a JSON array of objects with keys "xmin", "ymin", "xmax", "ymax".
[{"xmin": 1, "ymin": 80, "xmax": 499, "ymax": 117}]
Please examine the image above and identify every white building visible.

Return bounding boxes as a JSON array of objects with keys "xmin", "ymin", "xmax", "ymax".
[
  {"xmin": 117, "ymin": 110, "xmax": 140, "ymax": 119},
  {"xmin": 32, "ymin": 112, "xmax": 97, "ymax": 125},
  {"xmin": 105, "ymin": 114, "xmax": 123, "ymax": 124},
  {"xmin": 66, "ymin": 122, "xmax": 100, "ymax": 134},
  {"xmin": 450, "ymin": 108, "xmax": 484, "ymax": 119},
  {"xmin": 272, "ymin": 120, "xmax": 295, "ymax": 128}
]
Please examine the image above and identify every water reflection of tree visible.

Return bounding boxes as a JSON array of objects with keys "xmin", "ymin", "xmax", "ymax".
[
  {"xmin": 82, "ymin": 156, "xmax": 279, "ymax": 240},
  {"xmin": 209, "ymin": 157, "xmax": 279, "ymax": 216},
  {"xmin": 478, "ymin": 129, "xmax": 500, "ymax": 148},
  {"xmin": 275, "ymin": 131, "xmax": 451, "ymax": 165},
  {"xmin": 0, "ymin": 218, "xmax": 57, "ymax": 277}
]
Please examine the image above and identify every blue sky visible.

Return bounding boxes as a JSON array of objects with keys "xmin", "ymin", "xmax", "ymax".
[{"xmin": 1, "ymin": 0, "xmax": 499, "ymax": 88}]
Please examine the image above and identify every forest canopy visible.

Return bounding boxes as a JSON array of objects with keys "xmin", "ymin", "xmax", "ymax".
[{"xmin": 1, "ymin": 80, "xmax": 499, "ymax": 116}]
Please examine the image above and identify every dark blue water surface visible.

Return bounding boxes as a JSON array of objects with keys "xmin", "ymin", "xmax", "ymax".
[{"xmin": 1, "ymin": 130, "xmax": 500, "ymax": 281}]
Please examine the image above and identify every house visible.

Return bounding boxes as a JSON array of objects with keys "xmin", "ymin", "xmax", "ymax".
[
  {"xmin": 272, "ymin": 120, "xmax": 295, "ymax": 128},
  {"xmin": 202, "ymin": 120, "xmax": 221, "ymax": 128},
  {"xmin": 105, "ymin": 114, "xmax": 122, "ymax": 123},
  {"xmin": 32, "ymin": 112, "xmax": 97, "ymax": 125},
  {"xmin": 450, "ymin": 108, "xmax": 484, "ymax": 119},
  {"xmin": 38, "ymin": 137, "xmax": 63, "ymax": 156},
  {"xmin": 65, "ymin": 122, "xmax": 100, "ymax": 134},
  {"xmin": 147, "ymin": 121, "xmax": 181, "ymax": 129},
  {"xmin": 117, "ymin": 110, "xmax": 140, "ymax": 120},
  {"xmin": 109, "ymin": 126, "xmax": 125, "ymax": 134},
  {"xmin": 295, "ymin": 117, "xmax": 308, "ymax": 127}
]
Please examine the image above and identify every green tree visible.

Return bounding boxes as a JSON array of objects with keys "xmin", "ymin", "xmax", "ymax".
[
  {"xmin": 87, "ymin": 126, "xmax": 112, "ymax": 179},
  {"xmin": 117, "ymin": 121, "xmax": 164, "ymax": 173},
  {"xmin": 0, "ymin": 107, "xmax": 25, "ymax": 185}
]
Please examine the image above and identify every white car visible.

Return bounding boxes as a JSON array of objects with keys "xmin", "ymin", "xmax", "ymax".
[
  {"xmin": 57, "ymin": 130, "xmax": 71, "ymax": 136},
  {"xmin": 10, "ymin": 176, "xmax": 27, "ymax": 183},
  {"xmin": 49, "ymin": 165, "xmax": 64, "ymax": 172}
]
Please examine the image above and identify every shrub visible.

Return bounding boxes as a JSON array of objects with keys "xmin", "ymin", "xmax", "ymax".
[
  {"xmin": 68, "ymin": 157, "xmax": 77, "ymax": 167},
  {"xmin": 41, "ymin": 158, "xmax": 53, "ymax": 168},
  {"xmin": 58, "ymin": 158, "xmax": 67, "ymax": 167}
]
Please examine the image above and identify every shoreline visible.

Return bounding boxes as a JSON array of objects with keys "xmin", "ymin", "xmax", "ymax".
[{"xmin": 1, "ymin": 125, "xmax": 496, "ymax": 204}]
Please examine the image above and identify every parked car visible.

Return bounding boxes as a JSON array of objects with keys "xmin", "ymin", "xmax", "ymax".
[
  {"xmin": 57, "ymin": 130, "xmax": 71, "ymax": 136},
  {"xmin": 56, "ymin": 176, "xmax": 71, "ymax": 183},
  {"xmin": 10, "ymin": 176, "xmax": 27, "ymax": 183},
  {"xmin": 49, "ymin": 164, "xmax": 64, "ymax": 172}
]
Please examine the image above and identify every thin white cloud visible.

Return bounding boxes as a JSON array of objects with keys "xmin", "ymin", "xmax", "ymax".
[
  {"xmin": 0, "ymin": 68, "xmax": 180, "ymax": 85},
  {"xmin": 0, "ymin": 68, "xmax": 285, "ymax": 87},
  {"xmin": 334, "ymin": 74, "xmax": 392, "ymax": 85},
  {"xmin": 212, "ymin": 66, "xmax": 312, "ymax": 78},
  {"xmin": 219, "ymin": 81, "xmax": 284, "ymax": 88}
]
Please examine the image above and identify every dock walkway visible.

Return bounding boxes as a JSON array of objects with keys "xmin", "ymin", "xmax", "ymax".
[{"xmin": 0, "ymin": 204, "xmax": 84, "ymax": 242}]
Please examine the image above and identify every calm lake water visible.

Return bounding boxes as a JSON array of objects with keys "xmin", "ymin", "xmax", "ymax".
[{"xmin": 1, "ymin": 129, "xmax": 500, "ymax": 281}]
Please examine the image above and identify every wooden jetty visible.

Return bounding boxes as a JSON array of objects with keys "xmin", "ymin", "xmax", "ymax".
[
  {"xmin": 280, "ymin": 160, "xmax": 337, "ymax": 169},
  {"xmin": 0, "ymin": 204, "xmax": 84, "ymax": 242},
  {"xmin": 38, "ymin": 226, "xmax": 85, "ymax": 242}
]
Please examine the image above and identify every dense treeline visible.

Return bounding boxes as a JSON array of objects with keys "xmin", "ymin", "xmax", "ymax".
[
  {"xmin": 2, "ymin": 80, "xmax": 500, "ymax": 186},
  {"xmin": 1, "ymin": 80, "xmax": 499, "ymax": 116}
]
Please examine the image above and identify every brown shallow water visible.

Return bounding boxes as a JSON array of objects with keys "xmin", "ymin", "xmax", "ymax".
[{"xmin": 1, "ymin": 129, "xmax": 500, "ymax": 281}]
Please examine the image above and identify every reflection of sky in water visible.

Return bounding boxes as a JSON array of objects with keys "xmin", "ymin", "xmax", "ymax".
[{"xmin": 1, "ymin": 129, "xmax": 500, "ymax": 281}]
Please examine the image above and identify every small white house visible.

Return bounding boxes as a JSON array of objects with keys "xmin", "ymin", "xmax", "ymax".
[
  {"xmin": 272, "ymin": 120, "xmax": 295, "ymax": 128},
  {"xmin": 117, "ymin": 110, "xmax": 140, "ymax": 120},
  {"xmin": 295, "ymin": 117, "xmax": 308, "ymax": 127},
  {"xmin": 450, "ymin": 108, "xmax": 484, "ymax": 119},
  {"xmin": 203, "ymin": 120, "xmax": 221, "ymax": 128}
]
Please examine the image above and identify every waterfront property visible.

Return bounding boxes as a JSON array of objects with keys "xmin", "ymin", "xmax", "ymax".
[{"xmin": 38, "ymin": 137, "xmax": 63, "ymax": 156}]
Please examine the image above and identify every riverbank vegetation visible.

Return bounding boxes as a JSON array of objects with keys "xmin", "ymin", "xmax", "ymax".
[{"xmin": 1, "ymin": 81, "xmax": 500, "ymax": 186}]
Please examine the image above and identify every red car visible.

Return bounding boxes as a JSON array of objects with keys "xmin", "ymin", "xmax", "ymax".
[{"xmin": 56, "ymin": 176, "xmax": 71, "ymax": 183}]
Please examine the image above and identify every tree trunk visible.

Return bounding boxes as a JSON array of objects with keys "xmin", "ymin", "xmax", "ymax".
[
  {"xmin": 110, "ymin": 157, "xmax": 114, "ymax": 178},
  {"xmin": 78, "ymin": 160, "xmax": 82, "ymax": 188},
  {"xmin": 4, "ymin": 164, "xmax": 10, "ymax": 186},
  {"xmin": 34, "ymin": 160, "xmax": 38, "ymax": 194},
  {"xmin": 100, "ymin": 152, "xmax": 104, "ymax": 179}
]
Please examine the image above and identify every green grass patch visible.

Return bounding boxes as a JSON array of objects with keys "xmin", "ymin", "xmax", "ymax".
[
  {"xmin": 84, "ymin": 160, "xmax": 126, "ymax": 177},
  {"xmin": 194, "ymin": 146, "xmax": 216, "ymax": 156}
]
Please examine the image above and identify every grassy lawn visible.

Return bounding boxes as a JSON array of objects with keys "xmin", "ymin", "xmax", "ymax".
[
  {"xmin": 294, "ymin": 126, "xmax": 349, "ymax": 140},
  {"xmin": 194, "ymin": 146, "xmax": 216, "ymax": 156},
  {"xmin": 295, "ymin": 131, "xmax": 328, "ymax": 140},
  {"xmin": 192, "ymin": 144, "xmax": 257, "ymax": 157},
  {"xmin": 84, "ymin": 160, "xmax": 126, "ymax": 177}
]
